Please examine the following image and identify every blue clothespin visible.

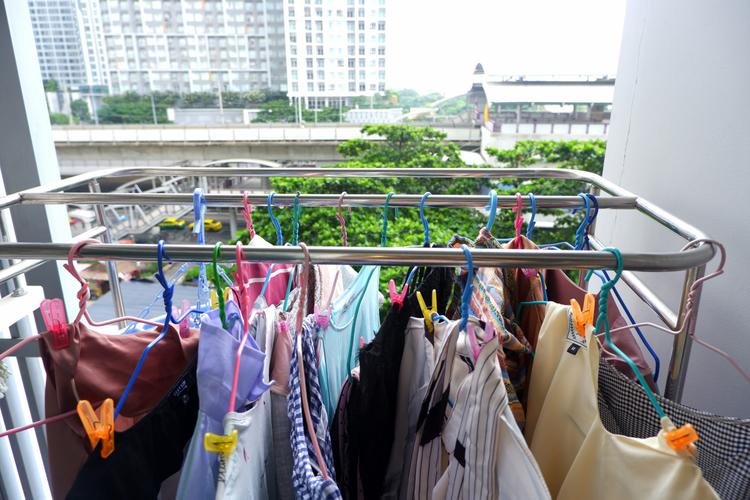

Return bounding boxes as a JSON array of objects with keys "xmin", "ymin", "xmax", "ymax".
[
  {"xmin": 485, "ymin": 190, "xmax": 498, "ymax": 233},
  {"xmin": 526, "ymin": 193, "xmax": 537, "ymax": 240}
]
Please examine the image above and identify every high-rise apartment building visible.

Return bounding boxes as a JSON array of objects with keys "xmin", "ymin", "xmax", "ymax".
[
  {"xmin": 283, "ymin": 0, "xmax": 387, "ymax": 109},
  {"xmin": 98, "ymin": 0, "xmax": 287, "ymax": 94},
  {"xmin": 28, "ymin": 0, "xmax": 89, "ymax": 89}
]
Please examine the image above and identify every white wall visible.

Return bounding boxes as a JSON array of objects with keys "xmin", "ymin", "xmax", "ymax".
[{"xmin": 597, "ymin": 0, "xmax": 750, "ymax": 416}]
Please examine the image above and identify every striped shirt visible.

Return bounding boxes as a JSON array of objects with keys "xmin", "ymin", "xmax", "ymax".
[
  {"xmin": 406, "ymin": 320, "xmax": 461, "ymax": 499},
  {"xmin": 434, "ymin": 335, "xmax": 550, "ymax": 499},
  {"xmin": 288, "ymin": 315, "xmax": 341, "ymax": 500}
]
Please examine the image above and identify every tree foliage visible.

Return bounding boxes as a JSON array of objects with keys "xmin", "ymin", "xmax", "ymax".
[
  {"xmin": 97, "ymin": 92, "xmax": 168, "ymax": 124},
  {"xmin": 49, "ymin": 112, "xmax": 68, "ymax": 125},
  {"xmin": 43, "ymin": 79, "xmax": 59, "ymax": 92},
  {"xmin": 252, "ymin": 99, "xmax": 343, "ymax": 123},
  {"xmin": 71, "ymin": 99, "xmax": 90, "ymax": 123}
]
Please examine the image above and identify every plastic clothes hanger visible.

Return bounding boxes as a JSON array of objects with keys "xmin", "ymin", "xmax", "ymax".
[
  {"xmin": 380, "ymin": 191, "xmax": 397, "ymax": 247},
  {"xmin": 337, "ymin": 191, "xmax": 350, "ymax": 247},
  {"xmin": 485, "ymin": 189, "xmax": 498, "ymax": 233},
  {"xmin": 388, "ymin": 192, "xmax": 430, "ymax": 306},
  {"xmin": 295, "ymin": 243, "xmax": 330, "ymax": 480},
  {"xmin": 193, "ymin": 189, "xmax": 210, "ymax": 323},
  {"xmin": 282, "ymin": 192, "xmax": 303, "ymax": 312},
  {"xmin": 113, "ymin": 241, "xmax": 182, "ymax": 418},
  {"xmin": 227, "ymin": 242, "xmax": 259, "ymax": 413},
  {"xmin": 212, "ymin": 242, "xmax": 229, "ymax": 329},
  {"xmin": 459, "ymin": 244, "xmax": 482, "ymax": 360},
  {"xmin": 267, "ymin": 191, "xmax": 283, "ymax": 246},
  {"xmin": 242, "ymin": 191, "xmax": 255, "ymax": 240},
  {"xmin": 526, "ymin": 193, "xmax": 537, "ymax": 240},
  {"xmin": 604, "ymin": 239, "xmax": 750, "ymax": 386}
]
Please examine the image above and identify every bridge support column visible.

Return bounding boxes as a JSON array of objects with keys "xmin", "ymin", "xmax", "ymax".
[{"xmin": 229, "ymin": 209, "xmax": 238, "ymax": 238}]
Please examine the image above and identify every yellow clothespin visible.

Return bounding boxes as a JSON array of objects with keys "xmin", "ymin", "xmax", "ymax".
[
  {"xmin": 416, "ymin": 289, "xmax": 438, "ymax": 333},
  {"xmin": 570, "ymin": 293, "xmax": 595, "ymax": 336},
  {"xmin": 77, "ymin": 398, "xmax": 115, "ymax": 458},
  {"xmin": 204, "ymin": 430, "xmax": 238, "ymax": 456},
  {"xmin": 210, "ymin": 287, "xmax": 232, "ymax": 309}
]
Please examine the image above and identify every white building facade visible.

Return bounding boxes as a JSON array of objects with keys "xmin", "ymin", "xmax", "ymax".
[{"xmin": 283, "ymin": 0, "xmax": 387, "ymax": 109}]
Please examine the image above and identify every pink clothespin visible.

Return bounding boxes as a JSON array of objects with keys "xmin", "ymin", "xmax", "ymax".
[
  {"xmin": 388, "ymin": 279, "xmax": 408, "ymax": 308},
  {"xmin": 40, "ymin": 298, "xmax": 69, "ymax": 350}
]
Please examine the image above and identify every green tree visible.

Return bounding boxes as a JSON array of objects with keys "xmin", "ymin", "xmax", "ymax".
[
  {"xmin": 71, "ymin": 99, "xmax": 90, "ymax": 123},
  {"xmin": 43, "ymin": 79, "xmax": 59, "ymax": 92},
  {"xmin": 181, "ymin": 92, "xmax": 217, "ymax": 108},
  {"xmin": 49, "ymin": 112, "xmax": 68, "ymax": 125},
  {"xmin": 97, "ymin": 92, "xmax": 169, "ymax": 124}
]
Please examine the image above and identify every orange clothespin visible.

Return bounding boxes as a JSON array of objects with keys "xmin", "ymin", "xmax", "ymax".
[
  {"xmin": 664, "ymin": 421, "xmax": 699, "ymax": 455},
  {"xmin": 570, "ymin": 293, "xmax": 595, "ymax": 336},
  {"xmin": 204, "ymin": 430, "xmax": 238, "ymax": 456},
  {"xmin": 77, "ymin": 399, "xmax": 115, "ymax": 458},
  {"xmin": 416, "ymin": 289, "xmax": 438, "ymax": 333}
]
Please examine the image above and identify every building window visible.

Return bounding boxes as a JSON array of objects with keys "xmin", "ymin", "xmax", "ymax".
[
  {"xmin": 315, "ymin": 8, "xmax": 322, "ymax": 16},
  {"xmin": 291, "ymin": 59, "xmax": 297, "ymax": 67},
  {"xmin": 315, "ymin": 20, "xmax": 322, "ymax": 30},
  {"xmin": 316, "ymin": 33, "xmax": 323, "ymax": 43},
  {"xmin": 379, "ymin": 70, "xmax": 385, "ymax": 79},
  {"xmin": 291, "ymin": 70, "xmax": 298, "ymax": 79},
  {"xmin": 348, "ymin": 58, "xmax": 355, "ymax": 68},
  {"xmin": 379, "ymin": 8, "xmax": 385, "ymax": 17},
  {"xmin": 359, "ymin": 33, "xmax": 365, "ymax": 43},
  {"xmin": 378, "ymin": 82, "xmax": 385, "ymax": 91},
  {"xmin": 305, "ymin": 20, "xmax": 312, "ymax": 30},
  {"xmin": 292, "ymin": 82, "xmax": 299, "ymax": 91},
  {"xmin": 349, "ymin": 82, "xmax": 356, "ymax": 91},
  {"xmin": 359, "ymin": 59, "xmax": 365, "ymax": 67},
  {"xmin": 317, "ymin": 46, "xmax": 324, "ymax": 55},
  {"xmin": 317, "ymin": 58, "xmax": 324, "ymax": 67},
  {"xmin": 358, "ymin": 8, "xmax": 365, "ymax": 16},
  {"xmin": 378, "ymin": 21, "xmax": 385, "ymax": 30},
  {"xmin": 289, "ymin": 20, "xmax": 296, "ymax": 30},
  {"xmin": 290, "ymin": 33, "xmax": 296, "ymax": 42},
  {"xmin": 288, "ymin": 7, "xmax": 295, "ymax": 17},
  {"xmin": 291, "ymin": 46, "xmax": 297, "ymax": 55},
  {"xmin": 306, "ymin": 45, "xmax": 313, "ymax": 55},
  {"xmin": 348, "ymin": 70, "xmax": 355, "ymax": 79},
  {"xmin": 307, "ymin": 70, "xmax": 314, "ymax": 79},
  {"xmin": 359, "ymin": 46, "xmax": 365, "ymax": 55},
  {"xmin": 378, "ymin": 46, "xmax": 385, "ymax": 55},
  {"xmin": 317, "ymin": 70, "xmax": 324, "ymax": 79},
  {"xmin": 359, "ymin": 83, "xmax": 365, "ymax": 91},
  {"xmin": 319, "ymin": 83, "xmax": 325, "ymax": 91},
  {"xmin": 347, "ymin": 8, "xmax": 354, "ymax": 17},
  {"xmin": 306, "ymin": 58, "xmax": 313, "ymax": 67},
  {"xmin": 304, "ymin": 7, "xmax": 311, "ymax": 16},
  {"xmin": 308, "ymin": 82, "xmax": 314, "ymax": 91},
  {"xmin": 378, "ymin": 58, "xmax": 385, "ymax": 67},
  {"xmin": 347, "ymin": 21, "xmax": 355, "ymax": 31},
  {"xmin": 305, "ymin": 33, "xmax": 312, "ymax": 43},
  {"xmin": 358, "ymin": 20, "xmax": 365, "ymax": 30}
]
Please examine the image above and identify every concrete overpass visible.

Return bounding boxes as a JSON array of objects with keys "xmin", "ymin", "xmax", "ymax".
[
  {"xmin": 52, "ymin": 123, "xmax": 607, "ymax": 175},
  {"xmin": 52, "ymin": 123, "xmax": 481, "ymax": 175}
]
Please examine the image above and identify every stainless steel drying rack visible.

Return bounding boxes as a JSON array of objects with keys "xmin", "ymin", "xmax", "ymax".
[{"xmin": 0, "ymin": 165, "xmax": 716, "ymax": 402}]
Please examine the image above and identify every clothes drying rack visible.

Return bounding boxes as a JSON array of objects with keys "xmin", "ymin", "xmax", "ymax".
[{"xmin": 0, "ymin": 165, "xmax": 715, "ymax": 404}]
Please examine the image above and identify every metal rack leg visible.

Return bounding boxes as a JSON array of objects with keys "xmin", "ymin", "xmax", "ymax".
[
  {"xmin": 664, "ymin": 263, "xmax": 706, "ymax": 401},
  {"xmin": 89, "ymin": 181, "xmax": 126, "ymax": 323}
]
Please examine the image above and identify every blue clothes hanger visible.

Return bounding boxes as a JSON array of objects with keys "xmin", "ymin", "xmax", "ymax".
[
  {"xmin": 419, "ymin": 191, "xmax": 431, "ymax": 247},
  {"xmin": 114, "ymin": 241, "xmax": 205, "ymax": 418},
  {"xmin": 588, "ymin": 248, "xmax": 667, "ymax": 419},
  {"xmin": 485, "ymin": 189, "xmax": 498, "ymax": 233},
  {"xmin": 268, "ymin": 191, "xmax": 283, "ymax": 246},
  {"xmin": 193, "ymin": 189, "xmax": 210, "ymax": 323},
  {"xmin": 282, "ymin": 192, "xmax": 302, "ymax": 312},
  {"xmin": 459, "ymin": 244, "xmax": 475, "ymax": 333},
  {"xmin": 578, "ymin": 193, "xmax": 660, "ymax": 382},
  {"xmin": 526, "ymin": 193, "xmax": 537, "ymax": 240},
  {"xmin": 381, "ymin": 191, "xmax": 396, "ymax": 247}
]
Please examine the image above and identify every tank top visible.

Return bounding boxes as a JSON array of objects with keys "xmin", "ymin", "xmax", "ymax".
[{"xmin": 527, "ymin": 302, "xmax": 718, "ymax": 500}]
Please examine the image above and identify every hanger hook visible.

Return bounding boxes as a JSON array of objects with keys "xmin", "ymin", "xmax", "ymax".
[
  {"xmin": 292, "ymin": 192, "xmax": 302, "ymax": 245},
  {"xmin": 381, "ymin": 191, "xmax": 395, "ymax": 247},
  {"xmin": 585, "ymin": 193, "xmax": 599, "ymax": 226},
  {"xmin": 297, "ymin": 243, "xmax": 312, "ymax": 333},
  {"xmin": 574, "ymin": 193, "xmax": 592, "ymax": 250},
  {"xmin": 419, "ymin": 192, "xmax": 431, "ymax": 246},
  {"xmin": 212, "ymin": 242, "xmax": 227, "ymax": 329},
  {"xmin": 460, "ymin": 244, "xmax": 474, "ymax": 332},
  {"xmin": 526, "ymin": 193, "xmax": 537, "ymax": 240},
  {"xmin": 155, "ymin": 240, "xmax": 175, "ymax": 323},
  {"xmin": 64, "ymin": 239, "xmax": 99, "ymax": 324},
  {"xmin": 513, "ymin": 192, "xmax": 524, "ymax": 240},
  {"xmin": 267, "ymin": 191, "xmax": 283, "ymax": 246},
  {"xmin": 336, "ymin": 192, "xmax": 348, "ymax": 246},
  {"xmin": 485, "ymin": 189, "xmax": 497, "ymax": 232},
  {"xmin": 242, "ymin": 192, "xmax": 255, "ymax": 239}
]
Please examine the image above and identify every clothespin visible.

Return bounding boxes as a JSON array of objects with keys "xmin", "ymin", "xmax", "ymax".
[
  {"xmin": 40, "ymin": 298, "xmax": 69, "ymax": 350},
  {"xmin": 77, "ymin": 399, "xmax": 115, "ymax": 458},
  {"xmin": 662, "ymin": 417, "xmax": 699, "ymax": 456},
  {"xmin": 204, "ymin": 430, "xmax": 238, "ymax": 456},
  {"xmin": 210, "ymin": 287, "xmax": 232, "ymax": 309},
  {"xmin": 570, "ymin": 293, "xmax": 595, "ymax": 336},
  {"xmin": 416, "ymin": 289, "xmax": 438, "ymax": 333},
  {"xmin": 388, "ymin": 279, "xmax": 408, "ymax": 309}
]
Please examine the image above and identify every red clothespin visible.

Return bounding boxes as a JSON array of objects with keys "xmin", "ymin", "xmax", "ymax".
[
  {"xmin": 40, "ymin": 298, "xmax": 69, "ymax": 350},
  {"xmin": 388, "ymin": 279, "xmax": 408, "ymax": 308},
  {"xmin": 570, "ymin": 293, "xmax": 595, "ymax": 336},
  {"xmin": 77, "ymin": 398, "xmax": 115, "ymax": 458}
]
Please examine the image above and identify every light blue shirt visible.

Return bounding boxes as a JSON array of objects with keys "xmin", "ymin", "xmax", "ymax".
[{"xmin": 317, "ymin": 265, "xmax": 381, "ymax": 420}]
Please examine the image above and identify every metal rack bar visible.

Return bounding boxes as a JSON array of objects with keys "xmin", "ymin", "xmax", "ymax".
[
  {"xmin": 0, "ymin": 165, "xmax": 717, "ymax": 402},
  {"xmin": 0, "ymin": 242, "xmax": 714, "ymax": 273},
  {"xmin": 18, "ymin": 192, "xmax": 638, "ymax": 209}
]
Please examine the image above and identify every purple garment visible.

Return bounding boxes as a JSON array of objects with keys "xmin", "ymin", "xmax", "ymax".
[
  {"xmin": 545, "ymin": 269, "xmax": 658, "ymax": 391},
  {"xmin": 176, "ymin": 302, "xmax": 272, "ymax": 500}
]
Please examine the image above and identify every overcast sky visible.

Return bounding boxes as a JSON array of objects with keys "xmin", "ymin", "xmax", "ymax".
[{"xmin": 387, "ymin": 0, "xmax": 627, "ymax": 95}]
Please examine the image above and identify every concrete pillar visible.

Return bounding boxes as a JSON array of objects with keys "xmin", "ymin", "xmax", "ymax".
[{"xmin": 0, "ymin": 2, "xmax": 75, "ymax": 314}]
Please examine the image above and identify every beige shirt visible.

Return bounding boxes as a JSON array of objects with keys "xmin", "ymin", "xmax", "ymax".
[{"xmin": 527, "ymin": 302, "xmax": 718, "ymax": 500}]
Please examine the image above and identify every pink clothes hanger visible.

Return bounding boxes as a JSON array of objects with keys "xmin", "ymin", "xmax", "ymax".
[
  {"xmin": 227, "ymin": 242, "xmax": 258, "ymax": 413},
  {"xmin": 336, "ymin": 192, "xmax": 350, "ymax": 246},
  {"xmin": 296, "ymin": 243, "xmax": 330, "ymax": 481},
  {"xmin": 315, "ymin": 268, "xmax": 340, "ymax": 328},
  {"xmin": 605, "ymin": 239, "xmax": 750, "ymax": 385},
  {"xmin": 66, "ymin": 240, "xmax": 162, "ymax": 329},
  {"xmin": 242, "ymin": 191, "xmax": 255, "ymax": 240}
]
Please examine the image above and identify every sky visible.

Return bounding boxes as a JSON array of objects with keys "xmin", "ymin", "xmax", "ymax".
[{"xmin": 387, "ymin": 0, "xmax": 627, "ymax": 96}]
